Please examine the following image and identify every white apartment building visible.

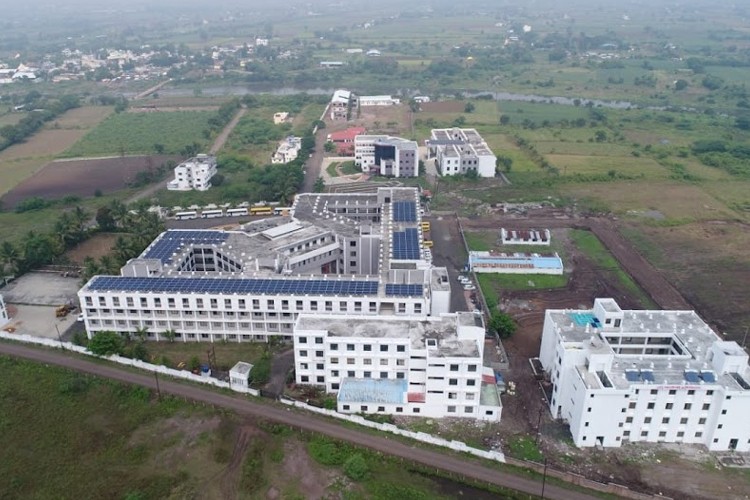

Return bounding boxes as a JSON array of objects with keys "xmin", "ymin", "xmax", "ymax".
[
  {"xmin": 540, "ymin": 298, "xmax": 750, "ymax": 451},
  {"xmin": 271, "ymin": 136, "xmax": 302, "ymax": 164},
  {"xmin": 167, "ymin": 154, "xmax": 217, "ymax": 191},
  {"xmin": 427, "ymin": 128, "xmax": 497, "ymax": 177},
  {"xmin": 354, "ymin": 135, "xmax": 418, "ymax": 178},
  {"xmin": 293, "ymin": 312, "xmax": 502, "ymax": 421},
  {"xmin": 330, "ymin": 89, "xmax": 354, "ymax": 120},
  {"xmin": 78, "ymin": 188, "xmax": 451, "ymax": 343},
  {"xmin": 0, "ymin": 294, "xmax": 9, "ymax": 329}
]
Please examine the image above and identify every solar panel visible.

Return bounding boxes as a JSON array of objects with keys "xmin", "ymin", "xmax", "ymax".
[
  {"xmin": 700, "ymin": 370, "xmax": 716, "ymax": 383},
  {"xmin": 640, "ymin": 370, "xmax": 655, "ymax": 382},
  {"xmin": 393, "ymin": 201, "xmax": 417, "ymax": 222},
  {"xmin": 88, "ymin": 276, "xmax": 379, "ymax": 296},
  {"xmin": 684, "ymin": 370, "xmax": 700, "ymax": 383},
  {"xmin": 385, "ymin": 284, "xmax": 423, "ymax": 297},
  {"xmin": 625, "ymin": 370, "xmax": 639, "ymax": 382},
  {"xmin": 143, "ymin": 230, "xmax": 230, "ymax": 264},
  {"xmin": 392, "ymin": 228, "xmax": 420, "ymax": 260}
]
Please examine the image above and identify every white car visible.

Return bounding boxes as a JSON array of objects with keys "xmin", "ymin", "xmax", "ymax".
[
  {"xmin": 463, "ymin": 284, "xmax": 476, "ymax": 291},
  {"xmin": 77, "ymin": 313, "xmax": 85, "ymax": 322}
]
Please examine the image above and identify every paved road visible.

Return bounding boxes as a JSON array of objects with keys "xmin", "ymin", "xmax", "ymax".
[{"xmin": 0, "ymin": 342, "xmax": 598, "ymax": 500}]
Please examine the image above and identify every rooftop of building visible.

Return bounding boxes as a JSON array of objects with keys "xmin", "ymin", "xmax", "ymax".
[
  {"xmin": 429, "ymin": 128, "xmax": 495, "ymax": 157},
  {"xmin": 328, "ymin": 127, "xmax": 366, "ymax": 141},
  {"xmin": 296, "ymin": 312, "xmax": 483, "ymax": 356},
  {"xmin": 230, "ymin": 361, "xmax": 253, "ymax": 376},
  {"xmin": 547, "ymin": 299, "xmax": 750, "ymax": 392}
]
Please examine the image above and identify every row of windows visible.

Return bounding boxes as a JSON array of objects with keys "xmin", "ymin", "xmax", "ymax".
[
  {"xmin": 98, "ymin": 331, "xmax": 277, "ymax": 342},
  {"xmin": 89, "ymin": 319, "xmax": 293, "ymax": 331},
  {"xmin": 87, "ymin": 295, "xmax": 422, "ymax": 313},
  {"xmin": 338, "ymin": 404, "xmax": 495, "ymax": 417},
  {"xmin": 298, "ymin": 338, "xmax": 408, "ymax": 353}
]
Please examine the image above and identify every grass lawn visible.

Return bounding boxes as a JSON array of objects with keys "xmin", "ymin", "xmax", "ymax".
[
  {"xmin": 506, "ymin": 435, "xmax": 544, "ymax": 462},
  {"xmin": 63, "ymin": 111, "xmax": 214, "ymax": 157},
  {"xmin": 325, "ymin": 160, "xmax": 358, "ymax": 178},
  {"xmin": 478, "ymin": 273, "xmax": 569, "ymax": 293},
  {"xmin": 143, "ymin": 340, "xmax": 274, "ymax": 371}
]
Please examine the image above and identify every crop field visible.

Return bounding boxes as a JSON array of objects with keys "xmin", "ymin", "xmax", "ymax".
[
  {"xmin": 0, "ymin": 106, "xmax": 113, "ymax": 196},
  {"xmin": 546, "ymin": 154, "xmax": 668, "ymax": 178},
  {"xmin": 63, "ymin": 111, "xmax": 214, "ymax": 157},
  {"xmin": 496, "ymin": 101, "xmax": 591, "ymax": 125},
  {"xmin": 1, "ymin": 155, "xmax": 180, "ymax": 208}
]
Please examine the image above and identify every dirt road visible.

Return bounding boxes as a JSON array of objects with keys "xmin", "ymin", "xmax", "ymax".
[
  {"xmin": 462, "ymin": 215, "xmax": 690, "ymax": 311},
  {"xmin": 209, "ymin": 107, "xmax": 246, "ymax": 155},
  {"xmin": 0, "ymin": 342, "xmax": 598, "ymax": 500}
]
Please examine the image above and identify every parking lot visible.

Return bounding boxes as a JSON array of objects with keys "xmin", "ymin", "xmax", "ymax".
[
  {"xmin": 426, "ymin": 214, "xmax": 475, "ymax": 312},
  {"xmin": 1, "ymin": 272, "xmax": 82, "ymax": 339}
]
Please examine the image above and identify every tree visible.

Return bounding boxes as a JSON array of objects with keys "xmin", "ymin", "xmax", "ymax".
[
  {"xmin": 162, "ymin": 329, "xmax": 177, "ymax": 343},
  {"xmin": 96, "ymin": 207, "xmax": 116, "ymax": 231},
  {"xmin": 88, "ymin": 331, "xmax": 125, "ymax": 356},
  {"xmin": 496, "ymin": 155, "xmax": 513, "ymax": 173},
  {"xmin": 674, "ymin": 79, "xmax": 689, "ymax": 91},
  {"xmin": 324, "ymin": 141, "xmax": 336, "ymax": 153},
  {"xmin": 314, "ymin": 176, "xmax": 325, "ymax": 192},
  {"xmin": 499, "ymin": 115, "xmax": 510, "ymax": 125},
  {"xmin": 735, "ymin": 116, "xmax": 750, "ymax": 131},
  {"xmin": 594, "ymin": 130, "xmax": 608, "ymax": 142},
  {"xmin": 464, "ymin": 102, "xmax": 475, "ymax": 113},
  {"xmin": 153, "ymin": 143, "xmax": 165, "ymax": 154},
  {"xmin": 488, "ymin": 311, "xmax": 516, "ymax": 339},
  {"xmin": 0, "ymin": 241, "xmax": 21, "ymax": 274}
]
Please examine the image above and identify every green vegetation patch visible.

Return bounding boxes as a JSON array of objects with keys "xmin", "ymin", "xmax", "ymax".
[
  {"xmin": 64, "ymin": 111, "xmax": 214, "ymax": 157},
  {"xmin": 506, "ymin": 435, "xmax": 544, "ymax": 462},
  {"xmin": 478, "ymin": 273, "xmax": 569, "ymax": 293}
]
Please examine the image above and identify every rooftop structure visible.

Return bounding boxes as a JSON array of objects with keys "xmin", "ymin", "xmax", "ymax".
[
  {"xmin": 229, "ymin": 361, "xmax": 254, "ymax": 390},
  {"xmin": 354, "ymin": 135, "xmax": 419, "ymax": 178},
  {"xmin": 469, "ymin": 251, "xmax": 563, "ymax": 275},
  {"xmin": 78, "ymin": 188, "xmax": 451, "ymax": 343},
  {"xmin": 500, "ymin": 228, "xmax": 551, "ymax": 246},
  {"xmin": 358, "ymin": 95, "xmax": 400, "ymax": 107},
  {"xmin": 0, "ymin": 295, "xmax": 9, "ymax": 329},
  {"xmin": 167, "ymin": 154, "xmax": 217, "ymax": 191},
  {"xmin": 540, "ymin": 298, "xmax": 750, "ymax": 451},
  {"xmin": 427, "ymin": 128, "xmax": 496, "ymax": 178},
  {"xmin": 273, "ymin": 112, "xmax": 290, "ymax": 125},
  {"xmin": 293, "ymin": 312, "xmax": 502, "ymax": 421}
]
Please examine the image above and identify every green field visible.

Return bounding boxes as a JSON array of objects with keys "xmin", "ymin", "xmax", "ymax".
[
  {"xmin": 63, "ymin": 111, "xmax": 214, "ymax": 157},
  {"xmin": 0, "ymin": 354, "xmax": 525, "ymax": 500}
]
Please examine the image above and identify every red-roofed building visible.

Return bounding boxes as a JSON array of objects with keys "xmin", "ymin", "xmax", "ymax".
[{"xmin": 327, "ymin": 126, "xmax": 366, "ymax": 156}]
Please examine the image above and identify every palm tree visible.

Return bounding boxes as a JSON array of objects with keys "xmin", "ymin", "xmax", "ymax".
[
  {"xmin": 53, "ymin": 212, "xmax": 76, "ymax": 248},
  {"xmin": 71, "ymin": 206, "xmax": 90, "ymax": 241},
  {"xmin": 98, "ymin": 254, "xmax": 120, "ymax": 275},
  {"xmin": 113, "ymin": 236, "xmax": 135, "ymax": 266},
  {"xmin": 134, "ymin": 326, "xmax": 149, "ymax": 342},
  {"xmin": 108, "ymin": 199, "xmax": 128, "ymax": 228},
  {"xmin": 0, "ymin": 241, "xmax": 21, "ymax": 275},
  {"xmin": 162, "ymin": 329, "xmax": 177, "ymax": 343}
]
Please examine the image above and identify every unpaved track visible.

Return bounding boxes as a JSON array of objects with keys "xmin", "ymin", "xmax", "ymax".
[{"xmin": 0, "ymin": 342, "xmax": 598, "ymax": 500}]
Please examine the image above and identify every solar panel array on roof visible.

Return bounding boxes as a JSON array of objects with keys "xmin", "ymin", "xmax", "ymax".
[
  {"xmin": 700, "ymin": 370, "xmax": 716, "ymax": 383},
  {"xmin": 392, "ymin": 228, "xmax": 420, "ymax": 260},
  {"xmin": 385, "ymin": 284, "xmax": 423, "ymax": 297},
  {"xmin": 684, "ymin": 370, "xmax": 700, "ymax": 383},
  {"xmin": 87, "ymin": 276, "xmax": 379, "ymax": 296},
  {"xmin": 143, "ymin": 230, "xmax": 230, "ymax": 263},
  {"xmin": 392, "ymin": 201, "xmax": 417, "ymax": 222},
  {"xmin": 625, "ymin": 370, "xmax": 640, "ymax": 382},
  {"xmin": 640, "ymin": 370, "xmax": 655, "ymax": 382}
]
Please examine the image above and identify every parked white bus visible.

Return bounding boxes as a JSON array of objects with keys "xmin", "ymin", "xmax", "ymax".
[
  {"xmin": 174, "ymin": 211, "xmax": 198, "ymax": 220},
  {"xmin": 226, "ymin": 208, "xmax": 249, "ymax": 217},
  {"xmin": 273, "ymin": 207, "xmax": 292, "ymax": 216},
  {"xmin": 200, "ymin": 209, "xmax": 224, "ymax": 219}
]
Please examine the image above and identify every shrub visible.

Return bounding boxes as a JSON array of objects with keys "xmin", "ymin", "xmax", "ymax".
[{"xmin": 343, "ymin": 453, "xmax": 369, "ymax": 481}]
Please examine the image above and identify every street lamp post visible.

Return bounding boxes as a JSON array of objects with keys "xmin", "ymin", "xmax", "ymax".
[{"xmin": 154, "ymin": 371, "xmax": 162, "ymax": 401}]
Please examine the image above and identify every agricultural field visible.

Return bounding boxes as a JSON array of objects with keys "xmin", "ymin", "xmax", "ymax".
[
  {"xmin": 0, "ymin": 356, "xmax": 510, "ymax": 500},
  {"xmin": 63, "ymin": 111, "xmax": 215, "ymax": 157},
  {"xmin": 0, "ymin": 106, "xmax": 113, "ymax": 197},
  {"xmin": 1, "ymin": 155, "xmax": 179, "ymax": 208}
]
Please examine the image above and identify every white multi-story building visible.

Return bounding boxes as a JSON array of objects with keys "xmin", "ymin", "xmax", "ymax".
[
  {"xmin": 540, "ymin": 298, "xmax": 750, "ymax": 451},
  {"xmin": 427, "ymin": 128, "xmax": 497, "ymax": 177},
  {"xmin": 167, "ymin": 154, "xmax": 217, "ymax": 191},
  {"xmin": 330, "ymin": 89, "xmax": 354, "ymax": 120},
  {"xmin": 354, "ymin": 135, "xmax": 418, "ymax": 178},
  {"xmin": 0, "ymin": 294, "xmax": 9, "ymax": 329},
  {"xmin": 293, "ymin": 312, "xmax": 502, "ymax": 421},
  {"xmin": 78, "ymin": 188, "xmax": 451, "ymax": 343},
  {"xmin": 271, "ymin": 136, "xmax": 302, "ymax": 164}
]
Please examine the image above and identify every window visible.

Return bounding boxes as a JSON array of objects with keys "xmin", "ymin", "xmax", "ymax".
[
  {"xmin": 380, "ymin": 359, "xmax": 388, "ymax": 366},
  {"xmin": 698, "ymin": 417, "xmax": 706, "ymax": 425},
  {"xmin": 396, "ymin": 372, "xmax": 405, "ymax": 379},
  {"xmin": 397, "ymin": 345, "xmax": 405, "ymax": 352},
  {"xmin": 468, "ymin": 364, "xmax": 477, "ymax": 372},
  {"xmin": 449, "ymin": 379, "xmax": 458, "ymax": 386},
  {"xmin": 315, "ymin": 337, "xmax": 323, "ymax": 344},
  {"xmin": 662, "ymin": 417, "xmax": 670, "ymax": 424},
  {"xmin": 680, "ymin": 418, "xmax": 688, "ymax": 424},
  {"xmin": 413, "ymin": 408, "xmax": 420, "ymax": 414},
  {"xmin": 380, "ymin": 372, "xmax": 387, "ymax": 378},
  {"xmin": 666, "ymin": 403, "xmax": 673, "ymax": 410},
  {"xmin": 331, "ymin": 357, "xmax": 339, "ymax": 364},
  {"xmin": 650, "ymin": 389, "xmax": 658, "ymax": 395},
  {"xmin": 688, "ymin": 390, "xmax": 695, "ymax": 395},
  {"xmin": 669, "ymin": 389, "xmax": 677, "ymax": 395},
  {"xmin": 380, "ymin": 345, "xmax": 388, "ymax": 352},
  {"xmin": 299, "ymin": 336, "xmax": 308, "ymax": 344},
  {"xmin": 626, "ymin": 417, "xmax": 633, "ymax": 423},
  {"xmin": 641, "ymin": 431, "xmax": 648, "ymax": 437},
  {"xmin": 347, "ymin": 344, "xmax": 355, "ymax": 351},
  {"xmin": 706, "ymin": 390, "xmax": 714, "ymax": 396},
  {"xmin": 363, "ymin": 344, "xmax": 372, "ymax": 351},
  {"xmin": 647, "ymin": 402, "xmax": 655, "ymax": 409},
  {"xmin": 364, "ymin": 371, "xmax": 371, "ymax": 378},
  {"xmin": 315, "ymin": 351, "xmax": 324, "ymax": 357},
  {"xmin": 447, "ymin": 406, "xmax": 456, "ymax": 413},
  {"xmin": 361, "ymin": 406, "xmax": 368, "ymax": 412},
  {"xmin": 316, "ymin": 363, "xmax": 324, "ymax": 370},
  {"xmin": 644, "ymin": 417, "xmax": 652, "ymax": 424},
  {"xmin": 629, "ymin": 402, "xmax": 636, "ymax": 409},
  {"xmin": 301, "ymin": 376, "xmax": 309, "ymax": 382},
  {"xmin": 396, "ymin": 359, "xmax": 405, "ymax": 366},
  {"xmin": 464, "ymin": 406, "xmax": 473, "ymax": 414},
  {"xmin": 684, "ymin": 403, "xmax": 692, "ymax": 410},
  {"xmin": 330, "ymin": 343, "xmax": 338, "ymax": 350},
  {"xmin": 332, "ymin": 383, "xmax": 339, "ymax": 390},
  {"xmin": 659, "ymin": 431, "xmax": 667, "ymax": 438},
  {"xmin": 396, "ymin": 407, "xmax": 403, "ymax": 413},
  {"xmin": 347, "ymin": 358, "xmax": 355, "ymax": 365},
  {"xmin": 377, "ymin": 406, "xmax": 385, "ymax": 412},
  {"xmin": 450, "ymin": 364, "xmax": 459, "ymax": 372},
  {"xmin": 721, "ymin": 409, "xmax": 728, "ymax": 415},
  {"xmin": 695, "ymin": 432, "xmax": 703, "ymax": 438},
  {"xmin": 348, "ymin": 371, "xmax": 355, "ymax": 377},
  {"xmin": 363, "ymin": 359, "xmax": 372, "ymax": 365},
  {"xmin": 702, "ymin": 403, "xmax": 710, "ymax": 411},
  {"xmin": 299, "ymin": 350, "xmax": 308, "ymax": 357},
  {"xmin": 317, "ymin": 376, "xmax": 324, "ymax": 383},
  {"xmin": 466, "ymin": 379, "xmax": 476, "ymax": 386},
  {"xmin": 332, "ymin": 370, "xmax": 339, "ymax": 377}
]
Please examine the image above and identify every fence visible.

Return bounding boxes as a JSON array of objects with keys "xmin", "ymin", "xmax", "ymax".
[{"xmin": 278, "ymin": 397, "xmax": 506, "ymax": 463}]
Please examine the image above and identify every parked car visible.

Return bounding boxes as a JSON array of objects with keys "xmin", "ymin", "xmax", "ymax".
[
  {"xmin": 463, "ymin": 284, "xmax": 476, "ymax": 291},
  {"xmin": 76, "ymin": 313, "xmax": 85, "ymax": 322}
]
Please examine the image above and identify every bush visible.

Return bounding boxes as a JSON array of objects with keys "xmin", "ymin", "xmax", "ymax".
[
  {"xmin": 488, "ymin": 312, "xmax": 517, "ymax": 339},
  {"xmin": 87, "ymin": 331, "xmax": 125, "ymax": 356},
  {"xmin": 343, "ymin": 453, "xmax": 369, "ymax": 481},
  {"xmin": 307, "ymin": 437, "xmax": 350, "ymax": 466}
]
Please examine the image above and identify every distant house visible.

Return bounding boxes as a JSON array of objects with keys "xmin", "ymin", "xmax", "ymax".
[
  {"xmin": 329, "ymin": 89, "xmax": 354, "ymax": 120},
  {"xmin": 345, "ymin": 48, "xmax": 364, "ymax": 54},
  {"xmin": 358, "ymin": 95, "xmax": 400, "ymax": 107},
  {"xmin": 413, "ymin": 96, "xmax": 431, "ymax": 104},
  {"xmin": 319, "ymin": 61, "xmax": 344, "ymax": 68},
  {"xmin": 167, "ymin": 154, "xmax": 218, "ymax": 191},
  {"xmin": 327, "ymin": 126, "xmax": 366, "ymax": 155},
  {"xmin": 366, "ymin": 49, "xmax": 381, "ymax": 57},
  {"xmin": 255, "ymin": 37, "xmax": 269, "ymax": 47},
  {"xmin": 272, "ymin": 136, "xmax": 302, "ymax": 164},
  {"xmin": 273, "ymin": 112, "xmax": 290, "ymax": 124}
]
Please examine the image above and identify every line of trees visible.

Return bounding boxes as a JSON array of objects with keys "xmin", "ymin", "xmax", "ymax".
[{"xmin": 0, "ymin": 94, "xmax": 80, "ymax": 151}]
